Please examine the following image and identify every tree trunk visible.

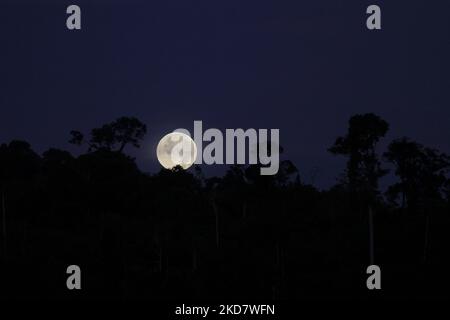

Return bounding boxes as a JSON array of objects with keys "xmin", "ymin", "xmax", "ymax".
[
  {"xmin": 402, "ymin": 191, "xmax": 406, "ymax": 209},
  {"xmin": 98, "ymin": 209, "xmax": 105, "ymax": 248},
  {"xmin": 2, "ymin": 191, "xmax": 6, "ymax": 260},
  {"xmin": 423, "ymin": 214, "xmax": 430, "ymax": 263},
  {"xmin": 275, "ymin": 242, "xmax": 285, "ymax": 299},
  {"xmin": 276, "ymin": 243, "xmax": 284, "ymax": 278},
  {"xmin": 165, "ymin": 249, "xmax": 169, "ymax": 281},
  {"xmin": 159, "ymin": 245, "xmax": 163, "ymax": 273},
  {"xmin": 368, "ymin": 206, "xmax": 375, "ymax": 265},
  {"xmin": 22, "ymin": 218, "xmax": 28, "ymax": 255},
  {"xmin": 192, "ymin": 247, "xmax": 198, "ymax": 271},
  {"xmin": 119, "ymin": 215, "xmax": 125, "ymax": 298},
  {"xmin": 162, "ymin": 233, "xmax": 169, "ymax": 283},
  {"xmin": 242, "ymin": 201, "xmax": 247, "ymax": 219},
  {"xmin": 212, "ymin": 200, "xmax": 219, "ymax": 249}
]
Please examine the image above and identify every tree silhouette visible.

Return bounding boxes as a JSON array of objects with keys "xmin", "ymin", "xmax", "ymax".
[
  {"xmin": 2, "ymin": 114, "xmax": 450, "ymax": 299},
  {"xmin": 385, "ymin": 138, "xmax": 450, "ymax": 262},
  {"xmin": 329, "ymin": 113, "xmax": 389, "ymax": 196},
  {"xmin": 384, "ymin": 137, "xmax": 450, "ymax": 210},
  {"xmin": 329, "ymin": 113, "xmax": 389, "ymax": 265},
  {"xmin": 69, "ymin": 116, "xmax": 147, "ymax": 153}
]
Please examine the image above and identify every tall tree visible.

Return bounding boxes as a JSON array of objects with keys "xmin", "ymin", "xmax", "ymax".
[
  {"xmin": 329, "ymin": 113, "xmax": 389, "ymax": 196},
  {"xmin": 384, "ymin": 138, "xmax": 450, "ymax": 262},
  {"xmin": 329, "ymin": 113, "xmax": 389, "ymax": 265}
]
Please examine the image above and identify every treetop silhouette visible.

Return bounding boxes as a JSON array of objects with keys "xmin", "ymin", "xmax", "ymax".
[
  {"xmin": 329, "ymin": 113, "xmax": 389, "ymax": 197},
  {"xmin": 69, "ymin": 116, "xmax": 147, "ymax": 153},
  {"xmin": 384, "ymin": 137, "xmax": 450, "ymax": 210}
]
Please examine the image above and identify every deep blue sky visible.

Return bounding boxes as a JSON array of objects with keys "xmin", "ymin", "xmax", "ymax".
[{"xmin": 1, "ymin": 0, "xmax": 449, "ymax": 189}]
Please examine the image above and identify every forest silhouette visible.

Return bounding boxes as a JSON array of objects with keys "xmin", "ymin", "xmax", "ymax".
[{"xmin": 1, "ymin": 114, "xmax": 450, "ymax": 300}]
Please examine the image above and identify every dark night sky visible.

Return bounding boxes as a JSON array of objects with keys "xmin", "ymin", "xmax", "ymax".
[{"xmin": 1, "ymin": 0, "xmax": 449, "ymax": 189}]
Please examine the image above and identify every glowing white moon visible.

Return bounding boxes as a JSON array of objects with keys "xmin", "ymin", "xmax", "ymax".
[{"xmin": 156, "ymin": 132, "xmax": 197, "ymax": 170}]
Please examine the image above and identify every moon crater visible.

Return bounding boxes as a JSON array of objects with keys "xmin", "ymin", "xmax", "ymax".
[{"xmin": 156, "ymin": 132, "xmax": 197, "ymax": 170}]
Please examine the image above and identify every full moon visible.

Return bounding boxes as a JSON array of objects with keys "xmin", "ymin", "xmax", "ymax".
[{"xmin": 156, "ymin": 132, "xmax": 197, "ymax": 170}]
